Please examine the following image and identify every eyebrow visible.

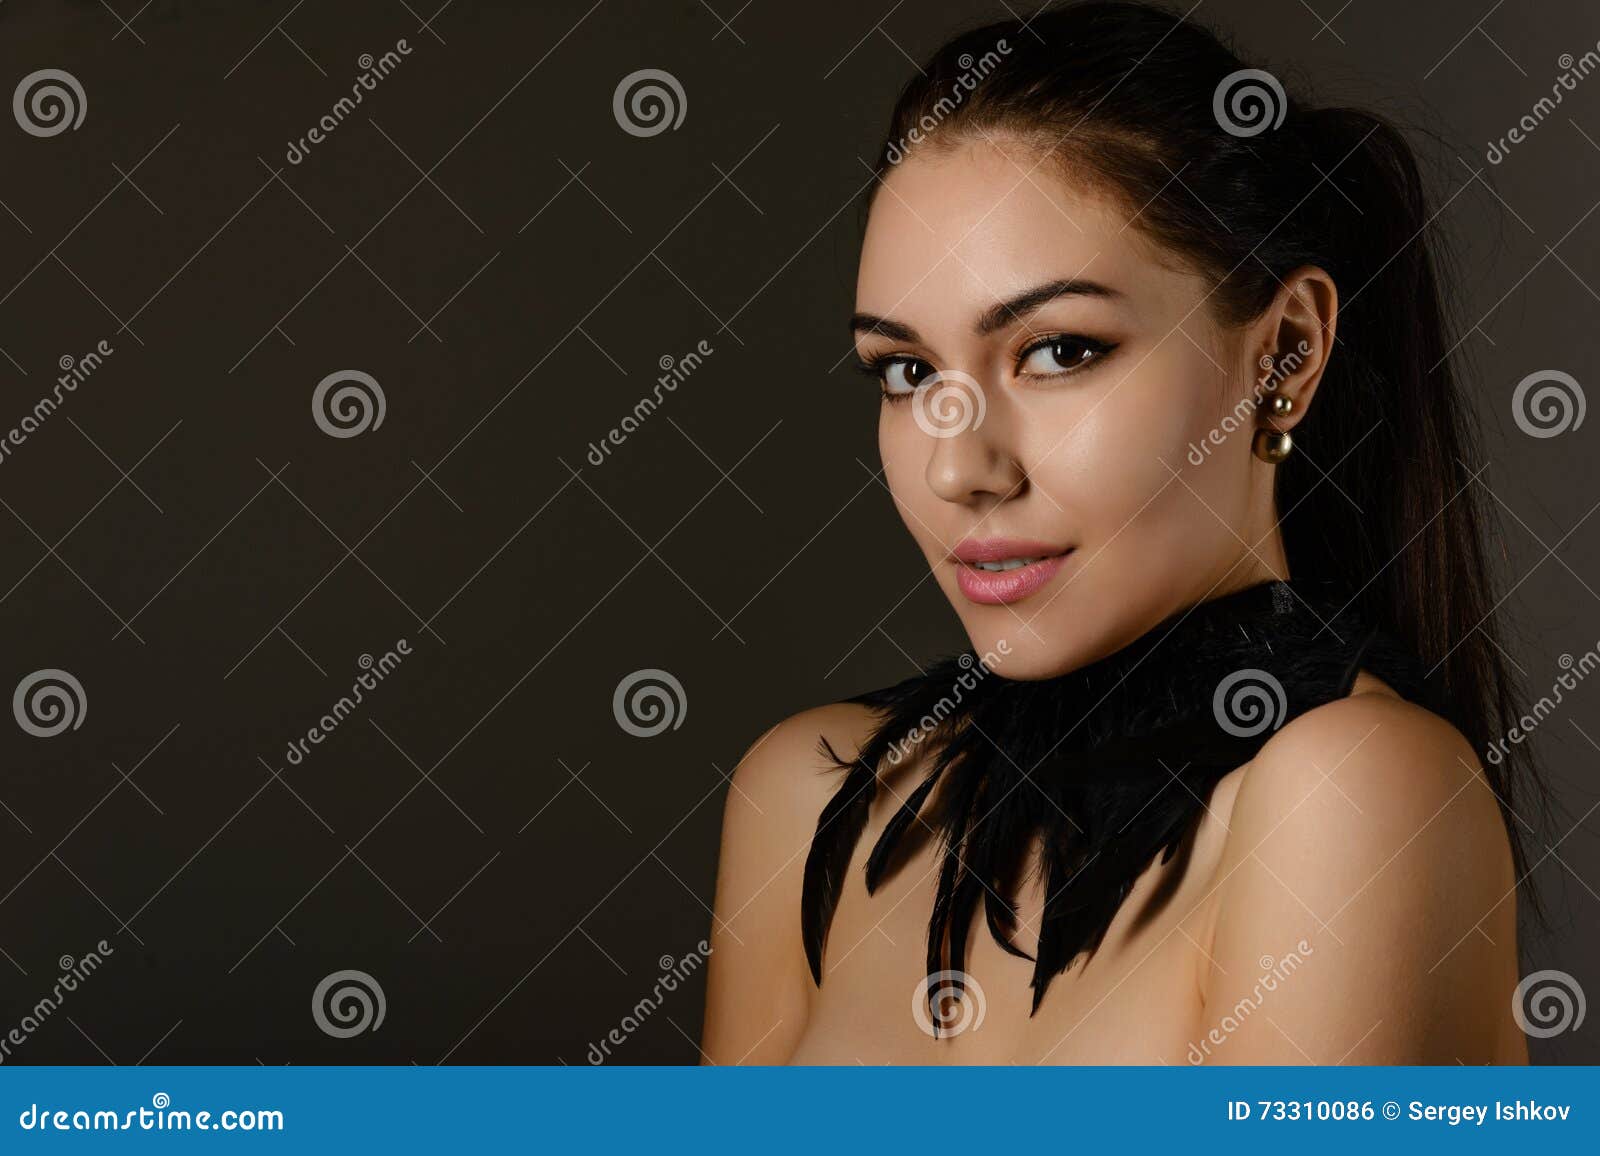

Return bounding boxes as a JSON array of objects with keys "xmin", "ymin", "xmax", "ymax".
[
  {"xmin": 850, "ymin": 278, "xmax": 1121, "ymax": 345},
  {"xmin": 976, "ymin": 278, "xmax": 1121, "ymax": 335}
]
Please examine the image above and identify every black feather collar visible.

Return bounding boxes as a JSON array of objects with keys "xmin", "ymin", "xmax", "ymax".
[{"xmin": 800, "ymin": 578, "xmax": 1438, "ymax": 1028}]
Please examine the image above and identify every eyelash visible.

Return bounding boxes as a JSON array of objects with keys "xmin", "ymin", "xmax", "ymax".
[{"xmin": 854, "ymin": 333, "xmax": 1118, "ymax": 404}]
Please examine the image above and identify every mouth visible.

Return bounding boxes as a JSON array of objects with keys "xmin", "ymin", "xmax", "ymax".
[{"xmin": 950, "ymin": 539, "xmax": 1074, "ymax": 605}]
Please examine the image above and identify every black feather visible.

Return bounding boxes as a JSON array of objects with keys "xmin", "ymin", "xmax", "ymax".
[
  {"xmin": 800, "ymin": 578, "xmax": 1442, "ymax": 1019},
  {"xmin": 864, "ymin": 764, "xmax": 944, "ymax": 892},
  {"xmin": 800, "ymin": 745, "xmax": 876, "ymax": 985}
]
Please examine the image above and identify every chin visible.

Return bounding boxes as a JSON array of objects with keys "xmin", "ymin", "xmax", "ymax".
[
  {"xmin": 948, "ymin": 579, "xmax": 1159, "ymax": 681},
  {"xmin": 953, "ymin": 612, "xmax": 1094, "ymax": 681}
]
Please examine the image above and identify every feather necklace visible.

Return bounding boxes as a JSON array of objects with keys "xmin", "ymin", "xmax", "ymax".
[{"xmin": 800, "ymin": 578, "xmax": 1439, "ymax": 1031}]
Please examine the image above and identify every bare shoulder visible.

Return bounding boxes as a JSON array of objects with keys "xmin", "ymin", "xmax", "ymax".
[
  {"xmin": 1228, "ymin": 684, "xmax": 1505, "ymax": 856},
  {"xmin": 1196, "ymin": 683, "xmax": 1524, "ymax": 1063},
  {"xmin": 700, "ymin": 700, "xmax": 877, "ymax": 1064},
  {"xmin": 723, "ymin": 700, "xmax": 878, "ymax": 828}
]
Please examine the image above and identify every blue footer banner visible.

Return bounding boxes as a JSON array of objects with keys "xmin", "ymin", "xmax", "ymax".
[{"xmin": 0, "ymin": 1066, "xmax": 1595, "ymax": 1151}]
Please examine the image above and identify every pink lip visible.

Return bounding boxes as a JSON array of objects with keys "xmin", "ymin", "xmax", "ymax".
[{"xmin": 950, "ymin": 538, "xmax": 1073, "ymax": 605}]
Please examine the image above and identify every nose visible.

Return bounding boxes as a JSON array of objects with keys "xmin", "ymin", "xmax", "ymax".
[{"xmin": 921, "ymin": 377, "xmax": 1025, "ymax": 505}]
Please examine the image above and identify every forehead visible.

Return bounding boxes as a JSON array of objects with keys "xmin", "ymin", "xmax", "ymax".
[{"xmin": 855, "ymin": 137, "xmax": 1171, "ymax": 322}]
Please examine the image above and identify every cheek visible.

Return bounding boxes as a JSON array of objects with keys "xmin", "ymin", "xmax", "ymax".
[
  {"xmin": 1021, "ymin": 357, "xmax": 1254, "ymax": 555},
  {"xmin": 879, "ymin": 410, "xmax": 931, "ymax": 538}
]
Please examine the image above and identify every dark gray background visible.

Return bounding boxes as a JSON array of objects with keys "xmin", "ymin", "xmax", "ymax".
[{"xmin": 0, "ymin": 0, "xmax": 1594, "ymax": 1064}]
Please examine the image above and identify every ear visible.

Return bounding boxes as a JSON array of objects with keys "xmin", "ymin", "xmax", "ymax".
[{"xmin": 1247, "ymin": 265, "xmax": 1338, "ymax": 434}]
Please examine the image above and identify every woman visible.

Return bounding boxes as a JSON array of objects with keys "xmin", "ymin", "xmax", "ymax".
[{"xmin": 702, "ymin": 1, "xmax": 1535, "ymax": 1064}]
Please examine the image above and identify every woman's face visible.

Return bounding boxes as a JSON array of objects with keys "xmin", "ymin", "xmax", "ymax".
[{"xmin": 854, "ymin": 136, "xmax": 1283, "ymax": 678}]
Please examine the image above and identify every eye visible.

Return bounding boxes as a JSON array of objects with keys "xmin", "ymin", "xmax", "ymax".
[
  {"xmin": 859, "ymin": 355, "xmax": 936, "ymax": 398},
  {"xmin": 1016, "ymin": 334, "xmax": 1113, "ymax": 378}
]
